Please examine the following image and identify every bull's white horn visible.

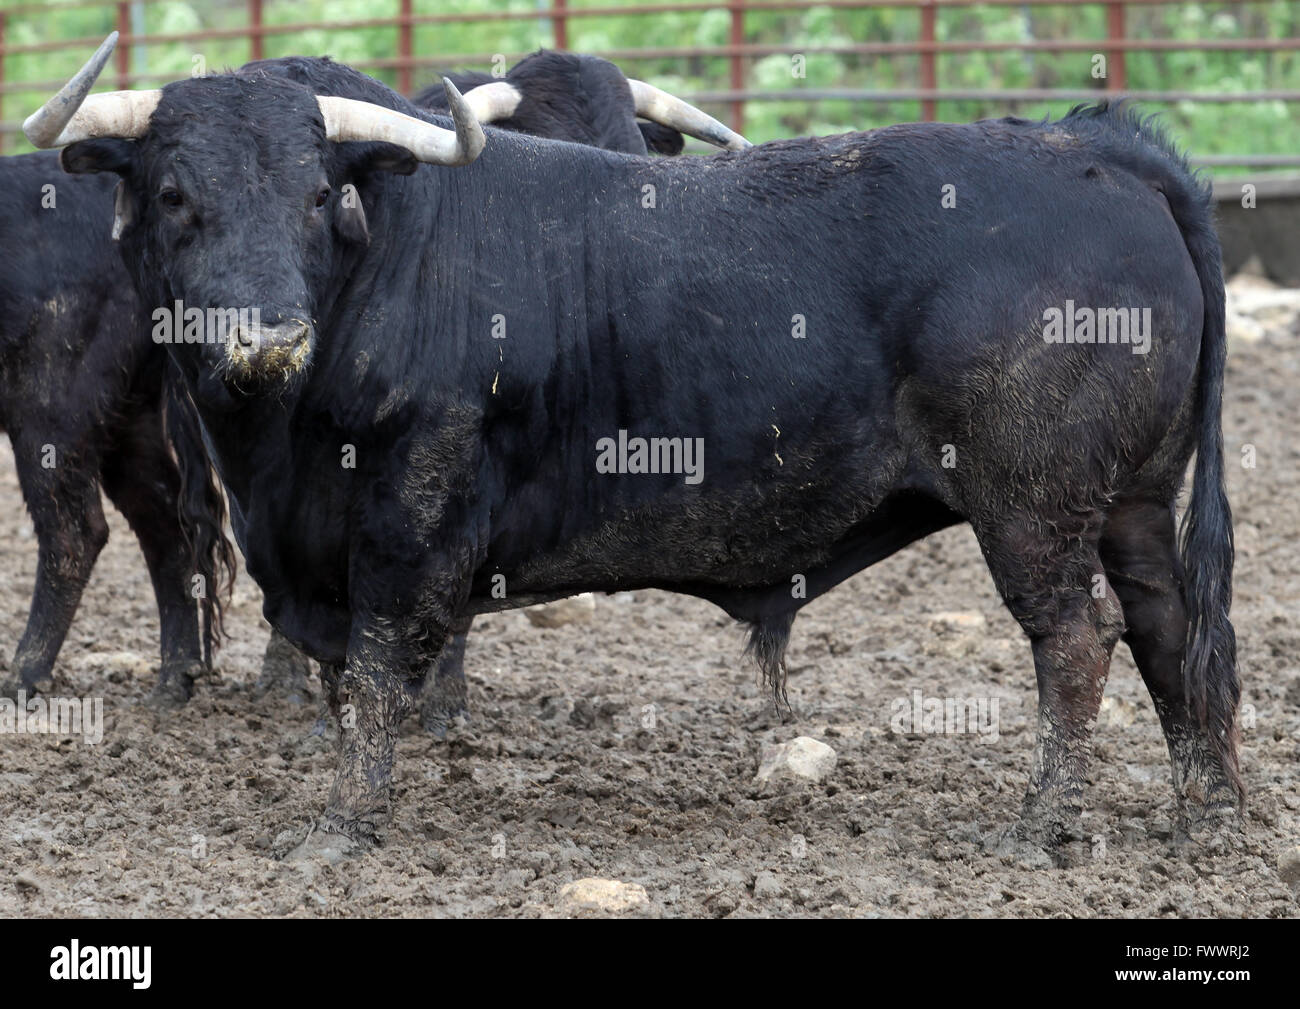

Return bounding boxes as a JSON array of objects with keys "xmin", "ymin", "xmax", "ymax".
[
  {"xmin": 462, "ymin": 81, "xmax": 523, "ymax": 123},
  {"xmin": 24, "ymin": 32, "xmax": 161, "ymax": 148},
  {"xmin": 628, "ymin": 80, "xmax": 751, "ymax": 151},
  {"xmin": 317, "ymin": 78, "xmax": 485, "ymax": 166}
]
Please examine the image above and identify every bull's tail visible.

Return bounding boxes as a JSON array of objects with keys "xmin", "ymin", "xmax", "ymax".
[
  {"xmin": 1076, "ymin": 100, "xmax": 1243, "ymax": 801},
  {"xmin": 162, "ymin": 363, "xmax": 236, "ymax": 666},
  {"xmin": 745, "ymin": 611, "xmax": 796, "ymax": 718},
  {"xmin": 1160, "ymin": 158, "xmax": 1242, "ymax": 803}
]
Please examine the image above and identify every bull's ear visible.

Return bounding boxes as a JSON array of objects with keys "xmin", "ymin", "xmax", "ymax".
[
  {"xmin": 60, "ymin": 138, "xmax": 135, "ymax": 176},
  {"xmin": 639, "ymin": 123, "xmax": 684, "ymax": 157},
  {"xmin": 335, "ymin": 183, "xmax": 370, "ymax": 246},
  {"xmin": 332, "ymin": 142, "xmax": 417, "ymax": 246},
  {"xmin": 343, "ymin": 141, "xmax": 418, "ymax": 179},
  {"xmin": 111, "ymin": 179, "xmax": 136, "ymax": 241}
]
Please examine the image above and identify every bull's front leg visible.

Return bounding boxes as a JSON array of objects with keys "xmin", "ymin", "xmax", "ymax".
[
  {"xmin": 316, "ymin": 629, "xmax": 433, "ymax": 843},
  {"xmin": 295, "ymin": 420, "xmax": 481, "ymax": 853}
]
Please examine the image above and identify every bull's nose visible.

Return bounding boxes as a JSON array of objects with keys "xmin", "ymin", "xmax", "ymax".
[
  {"xmin": 227, "ymin": 319, "xmax": 314, "ymax": 378},
  {"xmin": 232, "ymin": 319, "xmax": 310, "ymax": 349}
]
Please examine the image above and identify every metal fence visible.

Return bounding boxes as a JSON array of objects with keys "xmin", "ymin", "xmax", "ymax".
[{"xmin": 1, "ymin": 0, "xmax": 1297, "ymax": 164}]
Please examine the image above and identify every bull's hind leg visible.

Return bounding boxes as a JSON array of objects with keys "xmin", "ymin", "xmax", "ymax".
[
  {"xmin": 2, "ymin": 436, "xmax": 108, "ymax": 698},
  {"xmin": 973, "ymin": 511, "xmax": 1124, "ymax": 848},
  {"xmin": 419, "ymin": 616, "xmax": 473, "ymax": 736},
  {"xmin": 308, "ymin": 660, "xmax": 342, "ymax": 740},
  {"xmin": 1099, "ymin": 500, "xmax": 1241, "ymax": 835},
  {"xmin": 256, "ymin": 628, "xmax": 314, "ymax": 704}
]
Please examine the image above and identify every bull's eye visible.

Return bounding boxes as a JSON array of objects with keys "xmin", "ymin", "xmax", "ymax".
[
  {"xmin": 315, "ymin": 186, "xmax": 331, "ymax": 209},
  {"xmin": 159, "ymin": 188, "xmax": 183, "ymax": 209}
]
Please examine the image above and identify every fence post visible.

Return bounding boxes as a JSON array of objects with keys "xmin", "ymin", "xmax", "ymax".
[
  {"xmin": 1107, "ymin": 2, "xmax": 1127, "ymax": 91},
  {"xmin": 554, "ymin": 0, "xmax": 568, "ymax": 50},
  {"xmin": 250, "ymin": 0, "xmax": 264, "ymax": 61},
  {"xmin": 920, "ymin": 0, "xmax": 936, "ymax": 121},
  {"xmin": 730, "ymin": 0, "xmax": 745, "ymax": 135},
  {"xmin": 116, "ymin": 1, "xmax": 131, "ymax": 89},
  {"xmin": 398, "ymin": 0, "xmax": 413, "ymax": 94}
]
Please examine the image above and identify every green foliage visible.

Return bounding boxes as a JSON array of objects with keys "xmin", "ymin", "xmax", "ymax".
[{"xmin": 1, "ymin": 0, "xmax": 1294, "ymax": 172}]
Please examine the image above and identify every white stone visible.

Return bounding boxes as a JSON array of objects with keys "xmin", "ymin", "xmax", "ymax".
[
  {"xmin": 754, "ymin": 736, "xmax": 837, "ymax": 785},
  {"xmin": 557, "ymin": 877, "xmax": 649, "ymax": 914}
]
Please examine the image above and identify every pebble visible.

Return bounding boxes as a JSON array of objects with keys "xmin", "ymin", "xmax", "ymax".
[
  {"xmin": 754, "ymin": 736, "xmax": 837, "ymax": 785},
  {"xmin": 556, "ymin": 877, "xmax": 649, "ymax": 915}
]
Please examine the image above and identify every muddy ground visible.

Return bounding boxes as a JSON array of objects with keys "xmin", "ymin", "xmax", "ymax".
[{"xmin": 0, "ymin": 289, "xmax": 1296, "ymax": 919}]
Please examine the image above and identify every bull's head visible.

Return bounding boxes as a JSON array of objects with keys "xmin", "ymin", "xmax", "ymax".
[{"xmin": 26, "ymin": 33, "xmax": 485, "ymax": 386}]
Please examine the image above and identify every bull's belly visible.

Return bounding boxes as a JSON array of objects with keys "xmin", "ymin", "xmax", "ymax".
[{"xmin": 474, "ymin": 480, "xmax": 955, "ymax": 608}]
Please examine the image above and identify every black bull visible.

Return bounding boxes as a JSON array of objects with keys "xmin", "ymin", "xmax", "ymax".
[
  {"xmin": 44, "ymin": 55, "xmax": 1240, "ymax": 850},
  {"xmin": 411, "ymin": 49, "xmax": 689, "ymax": 155},
  {"xmin": 0, "ymin": 52, "xmax": 726, "ymax": 711}
]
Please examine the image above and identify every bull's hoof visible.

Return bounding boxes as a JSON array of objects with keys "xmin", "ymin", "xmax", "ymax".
[
  {"xmin": 420, "ymin": 701, "xmax": 469, "ymax": 739},
  {"xmin": 2, "ymin": 674, "xmax": 52, "ymax": 701},
  {"xmin": 313, "ymin": 808, "xmax": 385, "ymax": 848},
  {"xmin": 151, "ymin": 658, "xmax": 205, "ymax": 706},
  {"xmin": 146, "ymin": 670, "xmax": 197, "ymax": 710},
  {"xmin": 991, "ymin": 800, "xmax": 1083, "ymax": 864},
  {"xmin": 255, "ymin": 633, "xmax": 313, "ymax": 705},
  {"xmin": 420, "ymin": 677, "xmax": 469, "ymax": 738},
  {"xmin": 284, "ymin": 828, "xmax": 364, "ymax": 864},
  {"xmin": 986, "ymin": 825, "xmax": 1058, "ymax": 868},
  {"xmin": 1175, "ymin": 798, "xmax": 1244, "ymax": 852}
]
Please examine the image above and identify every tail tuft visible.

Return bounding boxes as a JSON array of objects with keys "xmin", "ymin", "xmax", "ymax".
[{"xmin": 745, "ymin": 611, "xmax": 796, "ymax": 718}]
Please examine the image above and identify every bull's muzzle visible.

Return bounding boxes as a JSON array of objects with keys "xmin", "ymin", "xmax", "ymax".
[{"xmin": 225, "ymin": 319, "xmax": 313, "ymax": 381}]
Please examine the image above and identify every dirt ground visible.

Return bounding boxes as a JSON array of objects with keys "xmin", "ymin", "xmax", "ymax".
[{"xmin": 0, "ymin": 289, "xmax": 1296, "ymax": 919}]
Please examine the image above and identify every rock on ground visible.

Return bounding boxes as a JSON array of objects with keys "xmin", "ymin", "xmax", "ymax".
[
  {"xmin": 556, "ymin": 878, "xmax": 650, "ymax": 915},
  {"xmin": 755, "ymin": 736, "xmax": 837, "ymax": 785}
]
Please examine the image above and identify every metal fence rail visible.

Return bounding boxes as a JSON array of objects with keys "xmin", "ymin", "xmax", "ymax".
[{"xmin": 1, "ymin": 0, "xmax": 1296, "ymax": 165}]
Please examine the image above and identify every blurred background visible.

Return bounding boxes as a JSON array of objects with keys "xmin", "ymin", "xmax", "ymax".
[
  {"xmin": 1, "ymin": 1, "xmax": 1296, "ymax": 277},
  {"xmin": 2, "ymin": 2, "xmax": 1296, "ymax": 158}
]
